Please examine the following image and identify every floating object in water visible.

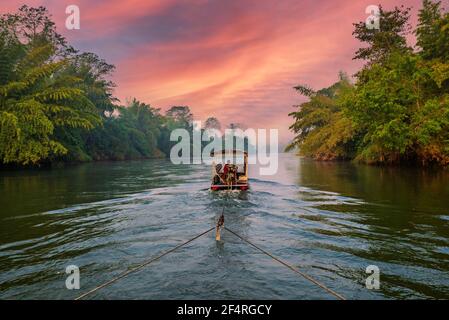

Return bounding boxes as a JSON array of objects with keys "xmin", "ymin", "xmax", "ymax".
[
  {"xmin": 215, "ymin": 212, "xmax": 224, "ymax": 241},
  {"xmin": 210, "ymin": 150, "xmax": 249, "ymax": 191}
]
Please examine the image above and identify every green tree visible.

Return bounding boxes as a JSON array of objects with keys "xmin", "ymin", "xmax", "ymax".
[
  {"xmin": 166, "ymin": 106, "xmax": 193, "ymax": 128},
  {"xmin": 353, "ymin": 5, "xmax": 411, "ymax": 64},
  {"xmin": 204, "ymin": 117, "xmax": 221, "ymax": 130},
  {"xmin": 288, "ymin": 1, "xmax": 449, "ymax": 166},
  {"xmin": 286, "ymin": 74, "xmax": 357, "ymax": 160},
  {"xmin": 341, "ymin": 51, "xmax": 449, "ymax": 165},
  {"xmin": 0, "ymin": 7, "xmax": 101, "ymax": 165},
  {"xmin": 81, "ymin": 99, "xmax": 165, "ymax": 161},
  {"xmin": 416, "ymin": 0, "xmax": 449, "ymax": 61}
]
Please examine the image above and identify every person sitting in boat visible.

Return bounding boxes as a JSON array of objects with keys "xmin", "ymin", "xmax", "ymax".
[
  {"xmin": 224, "ymin": 160, "xmax": 237, "ymax": 185},
  {"xmin": 223, "ymin": 160, "xmax": 230, "ymax": 176},
  {"xmin": 223, "ymin": 160, "xmax": 231, "ymax": 185},
  {"xmin": 212, "ymin": 163, "xmax": 224, "ymax": 185}
]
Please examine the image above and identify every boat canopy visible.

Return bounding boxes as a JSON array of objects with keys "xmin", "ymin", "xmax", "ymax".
[
  {"xmin": 210, "ymin": 150, "xmax": 248, "ymax": 156},
  {"xmin": 210, "ymin": 149, "xmax": 247, "ymax": 170}
]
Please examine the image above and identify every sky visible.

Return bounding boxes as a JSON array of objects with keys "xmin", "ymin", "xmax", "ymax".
[{"xmin": 1, "ymin": 0, "xmax": 430, "ymax": 144}]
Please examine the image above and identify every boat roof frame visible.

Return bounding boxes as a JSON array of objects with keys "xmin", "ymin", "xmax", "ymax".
[{"xmin": 210, "ymin": 149, "xmax": 248, "ymax": 156}]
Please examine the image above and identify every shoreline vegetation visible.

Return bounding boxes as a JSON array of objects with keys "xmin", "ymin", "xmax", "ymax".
[
  {"xmin": 0, "ymin": 6, "xmax": 229, "ymax": 168},
  {"xmin": 287, "ymin": 1, "xmax": 449, "ymax": 167}
]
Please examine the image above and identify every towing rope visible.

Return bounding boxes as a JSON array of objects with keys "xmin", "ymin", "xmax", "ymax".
[
  {"xmin": 75, "ymin": 213, "xmax": 346, "ymax": 300},
  {"xmin": 75, "ymin": 226, "xmax": 214, "ymax": 300},
  {"xmin": 224, "ymin": 227, "xmax": 346, "ymax": 300}
]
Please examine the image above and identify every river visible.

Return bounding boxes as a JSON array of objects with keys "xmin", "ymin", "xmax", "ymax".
[{"xmin": 1, "ymin": 153, "xmax": 448, "ymax": 299}]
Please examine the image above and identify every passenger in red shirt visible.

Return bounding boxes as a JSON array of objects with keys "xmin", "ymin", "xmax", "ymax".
[{"xmin": 223, "ymin": 160, "xmax": 231, "ymax": 176}]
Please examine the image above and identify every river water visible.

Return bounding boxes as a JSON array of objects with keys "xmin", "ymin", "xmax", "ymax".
[{"xmin": 1, "ymin": 153, "xmax": 449, "ymax": 299}]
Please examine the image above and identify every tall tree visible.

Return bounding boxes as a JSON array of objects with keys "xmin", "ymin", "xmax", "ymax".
[
  {"xmin": 204, "ymin": 117, "xmax": 221, "ymax": 130},
  {"xmin": 66, "ymin": 52, "xmax": 117, "ymax": 115},
  {"xmin": 286, "ymin": 75, "xmax": 357, "ymax": 160},
  {"xmin": 166, "ymin": 106, "xmax": 193, "ymax": 128},
  {"xmin": 416, "ymin": 0, "xmax": 449, "ymax": 60},
  {"xmin": 289, "ymin": 1, "xmax": 449, "ymax": 166},
  {"xmin": 352, "ymin": 5, "xmax": 411, "ymax": 64},
  {"xmin": 0, "ymin": 7, "xmax": 101, "ymax": 165}
]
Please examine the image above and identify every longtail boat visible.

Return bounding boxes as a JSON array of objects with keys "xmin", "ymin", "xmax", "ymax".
[{"xmin": 210, "ymin": 150, "xmax": 249, "ymax": 191}]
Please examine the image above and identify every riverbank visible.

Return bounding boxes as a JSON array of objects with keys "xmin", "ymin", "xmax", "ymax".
[
  {"xmin": 0, "ymin": 152, "xmax": 167, "ymax": 170},
  {"xmin": 292, "ymin": 153, "xmax": 449, "ymax": 169}
]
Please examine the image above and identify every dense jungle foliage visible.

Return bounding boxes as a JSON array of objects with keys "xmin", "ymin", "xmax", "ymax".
[{"xmin": 288, "ymin": 0, "xmax": 449, "ymax": 166}]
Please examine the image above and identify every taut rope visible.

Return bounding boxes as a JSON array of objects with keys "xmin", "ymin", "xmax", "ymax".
[
  {"xmin": 224, "ymin": 227, "xmax": 346, "ymax": 300},
  {"xmin": 75, "ymin": 227, "xmax": 214, "ymax": 300}
]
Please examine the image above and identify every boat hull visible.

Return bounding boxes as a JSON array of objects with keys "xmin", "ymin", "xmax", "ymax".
[{"xmin": 210, "ymin": 184, "xmax": 249, "ymax": 191}]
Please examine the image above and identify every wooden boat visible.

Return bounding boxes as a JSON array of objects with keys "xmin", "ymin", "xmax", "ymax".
[{"xmin": 210, "ymin": 150, "xmax": 249, "ymax": 191}]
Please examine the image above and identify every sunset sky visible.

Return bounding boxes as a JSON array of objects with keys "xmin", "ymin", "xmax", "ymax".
[{"xmin": 1, "ymin": 0, "xmax": 428, "ymax": 143}]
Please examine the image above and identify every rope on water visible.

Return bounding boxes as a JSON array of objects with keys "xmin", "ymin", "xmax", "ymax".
[
  {"xmin": 75, "ymin": 213, "xmax": 345, "ymax": 300},
  {"xmin": 75, "ymin": 226, "xmax": 215, "ymax": 300},
  {"xmin": 224, "ymin": 226, "xmax": 346, "ymax": 300}
]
